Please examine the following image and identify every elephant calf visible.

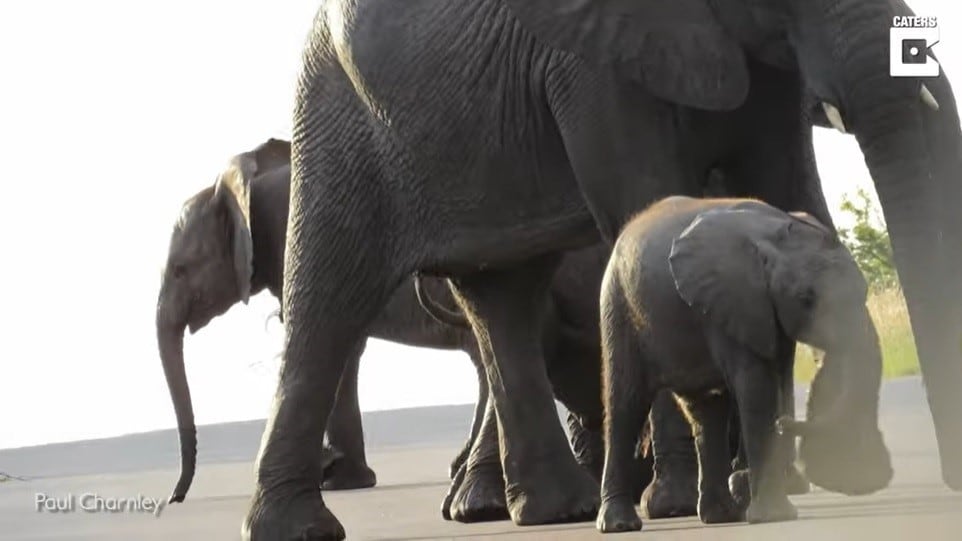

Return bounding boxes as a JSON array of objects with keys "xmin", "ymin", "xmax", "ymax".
[{"xmin": 596, "ymin": 196, "xmax": 893, "ymax": 533}]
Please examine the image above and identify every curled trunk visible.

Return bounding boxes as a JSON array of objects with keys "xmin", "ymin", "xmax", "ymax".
[
  {"xmin": 792, "ymin": 307, "xmax": 892, "ymax": 494},
  {"xmin": 157, "ymin": 312, "xmax": 197, "ymax": 503}
]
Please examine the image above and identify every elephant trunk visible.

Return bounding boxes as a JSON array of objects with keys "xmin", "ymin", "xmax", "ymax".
[
  {"xmin": 851, "ymin": 66, "xmax": 962, "ymax": 490},
  {"xmin": 786, "ymin": 307, "xmax": 892, "ymax": 494},
  {"xmin": 790, "ymin": 0, "xmax": 962, "ymax": 489},
  {"xmin": 156, "ymin": 297, "xmax": 197, "ymax": 504}
]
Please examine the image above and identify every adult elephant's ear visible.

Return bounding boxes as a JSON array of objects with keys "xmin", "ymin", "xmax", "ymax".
[
  {"xmin": 507, "ymin": 0, "xmax": 749, "ymax": 111},
  {"xmin": 213, "ymin": 155, "xmax": 254, "ymax": 304},
  {"xmin": 668, "ymin": 209, "xmax": 778, "ymax": 359}
]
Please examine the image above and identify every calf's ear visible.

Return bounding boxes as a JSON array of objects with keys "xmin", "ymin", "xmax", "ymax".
[
  {"xmin": 507, "ymin": 0, "xmax": 749, "ymax": 111},
  {"xmin": 669, "ymin": 209, "xmax": 779, "ymax": 359}
]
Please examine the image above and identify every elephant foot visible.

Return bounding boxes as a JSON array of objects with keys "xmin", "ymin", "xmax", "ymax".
[
  {"xmin": 728, "ymin": 469, "xmax": 751, "ymax": 510},
  {"xmin": 321, "ymin": 457, "xmax": 377, "ymax": 491},
  {"xmin": 640, "ymin": 468, "xmax": 697, "ymax": 519},
  {"xmin": 449, "ymin": 466, "xmax": 509, "ymax": 523},
  {"xmin": 785, "ymin": 464, "xmax": 810, "ymax": 495},
  {"xmin": 506, "ymin": 457, "xmax": 599, "ymax": 525},
  {"xmin": 596, "ymin": 497, "xmax": 642, "ymax": 533},
  {"xmin": 697, "ymin": 487, "xmax": 745, "ymax": 524},
  {"xmin": 242, "ymin": 487, "xmax": 344, "ymax": 541},
  {"xmin": 746, "ymin": 494, "xmax": 797, "ymax": 524}
]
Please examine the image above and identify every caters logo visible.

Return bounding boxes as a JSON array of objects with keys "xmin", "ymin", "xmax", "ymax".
[{"xmin": 890, "ymin": 16, "xmax": 941, "ymax": 77}]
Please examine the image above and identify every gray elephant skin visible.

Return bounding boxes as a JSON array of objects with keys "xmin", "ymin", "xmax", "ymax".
[
  {"xmin": 239, "ymin": 0, "xmax": 962, "ymax": 538},
  {"xmin": 597, "ymin": 196, "xmax": 892, "ymax": 532},
  {"xmin": 156, "ymin": 139, "xmax": 626, "ymax": 517}
]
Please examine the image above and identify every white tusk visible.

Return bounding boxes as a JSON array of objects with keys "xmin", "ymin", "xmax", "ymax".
[
  {"xmin": 822, "ymin": 102, "xmax": 847, "ymax": 133},
  {"xmin": 921, "ymin": 84, "xmax": 940, "ymax": 111}
]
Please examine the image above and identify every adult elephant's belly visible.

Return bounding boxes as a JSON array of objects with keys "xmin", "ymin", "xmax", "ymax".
[{"xmin": 333, "ymin": 0, "xmax": 599, "ymax": 272}]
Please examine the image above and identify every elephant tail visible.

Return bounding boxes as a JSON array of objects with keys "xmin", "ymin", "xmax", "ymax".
[{"xmin": 413, "ymin": 272, "xmax": 470, "ymax": 328}]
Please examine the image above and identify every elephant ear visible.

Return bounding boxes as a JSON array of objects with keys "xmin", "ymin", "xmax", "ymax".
[
  {"xmin": 213, "ymin": 155, "xmax": 254, "ymax": 304},
  {"xmin": 668, "ymin": 209, "xmax": 779, "ymax": 359},
  {"xmin": 507, "ymin": 0, "xmax": 749, "ymax": 111}
]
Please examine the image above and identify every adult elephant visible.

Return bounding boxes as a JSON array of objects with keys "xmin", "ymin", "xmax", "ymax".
[
  {"xmin": 241, "ymin": 0, "xmax": 962, "ymax": 538},
  {"xmin": 155, "ymin": 139, "xmax": 615, "ymax": 508}
]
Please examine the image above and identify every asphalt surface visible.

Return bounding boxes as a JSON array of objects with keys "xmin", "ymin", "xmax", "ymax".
[{"xmin": 2, "ymin": 377, "xmax": 961, "ymax": 540}]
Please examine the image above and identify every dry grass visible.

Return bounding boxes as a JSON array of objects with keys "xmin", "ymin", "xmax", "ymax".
[{"xmin": 794, "ymin": 286, "xmax": 919, "ymax": 383}]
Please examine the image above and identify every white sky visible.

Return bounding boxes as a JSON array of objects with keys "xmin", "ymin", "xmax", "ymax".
[{"xmin": 0, "ymin": 0, "xmax": 956, "ymax": 449}]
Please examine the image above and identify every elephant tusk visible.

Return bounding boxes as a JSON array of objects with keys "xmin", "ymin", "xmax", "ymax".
[
  {"xmin": 822, "ymin": 102, "xmax": 847, "ymax": 134},
  {"xmin": 920, "ymin": 84, "xmax": 940, "ymax": 111}
]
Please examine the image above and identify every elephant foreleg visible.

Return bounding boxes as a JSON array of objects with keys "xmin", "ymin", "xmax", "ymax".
[{"xmin": 322, "ymin": 340, "xmax": 377, "ymax": 490}]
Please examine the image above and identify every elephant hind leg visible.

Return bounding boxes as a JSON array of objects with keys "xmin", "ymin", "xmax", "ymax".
[
  {"xmin": 446, "ymin": 394, "xmax": 508, "ymax": 523},
  {"xmin": 641, "ymin": 390, "xmax": 698, "ymax": 520},
  {"xmin": 597, "ymin": 289, "xmax": 652, "ymax": 534},
  {"xmin": 450, "ymin": 254, "xmax": 599, "ymax": 526}
]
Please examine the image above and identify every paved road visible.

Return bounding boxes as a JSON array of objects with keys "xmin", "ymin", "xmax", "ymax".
[{"xmin": 2, "ymin": 377, "xmax": 961, "ymax": 540}]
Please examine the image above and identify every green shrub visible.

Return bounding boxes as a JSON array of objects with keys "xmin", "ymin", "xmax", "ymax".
[{"xmin": 838, "ymin": 188, "xmax": 897, "ymax": 291}]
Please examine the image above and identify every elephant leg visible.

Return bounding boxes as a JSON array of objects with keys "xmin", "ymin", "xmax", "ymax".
[
  {"xmin": 596, "ymin": 290, "xmax": 651, "ymax": 534},
  {"xmin": 449, "ymin": 341, "xmax": 488, "ymax": 480},
  {"xmin": 446, "ymin": 394, "xmax": 508, "ymax": 522},
  {"xmin": 677, "ymin": 392, "xmax": 743, "ymax": 525},
  {"xmin": 641, "ymin": 390, "xmax": 699, "ymax": 519},
  {"xmin": 728, "ymin": 354, "xmax": 807, "ymax": 506},
  {"xmin": 242, "ymin": 156, "xmax": 403, "ymax": 541},
  {"xmin": 322, "ymin": 340, "xmax": 377, "ymax": 491},
  {"xmin": 449, "ymin": 254, "xmax": 599, "ymax": 526},
  {"xmin": 722, "ymin": 342, "xmax": 797, "ymax": 524}
]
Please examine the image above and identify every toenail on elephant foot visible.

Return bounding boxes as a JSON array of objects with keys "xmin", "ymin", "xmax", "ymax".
[
  {"xmin": 440, "ymin": 487, "xmax": 455, "ymax": 521},
  {"xmin": 746, "ymin": 495, "xmax": 798, "ymax": 524},
  {"xmin": 697, "ymin": 489, "xmax": 745, "ymax": 524},
  {"xmin": 728, "ymin": 469, "xmax": 751, "ymax": 510},
  {"xmin": 641, "ymin": 472, "xmax": 697, "ymax": 519},
  {"xmin": 505, "ymin": 460, "xmax": 599, "ymax": 525},
  {"xmin": 321, "ymin": 457, "xmax": 377, "ymax": 491},
  {"xmin": 596, "ymin": 498, "xmax": 642, "ymax": 533},
  {"xmin": 242, "ymin": 488, "xmax": 344, "ymax": 541},
  {"xmin": 449, "ymin": 467, "xmax": 509, "ymax": 523},
  {"xmin": 785, "ymin": 464, "xmax": 810, "ymax": 495}
]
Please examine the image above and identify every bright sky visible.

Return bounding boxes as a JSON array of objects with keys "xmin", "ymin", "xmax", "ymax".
[{"xmin": 0, "ymin": 1, "xmax": 956, "ymax": 450}]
